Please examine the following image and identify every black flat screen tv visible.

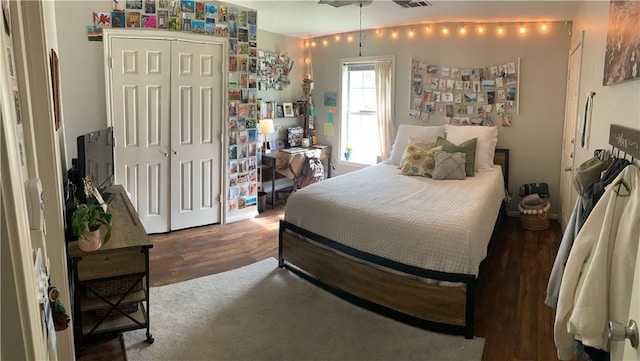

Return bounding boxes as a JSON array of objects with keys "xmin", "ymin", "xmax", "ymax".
[{"xmin": 76, "ymin": 126, "xmax": 114, "ymax": 197}]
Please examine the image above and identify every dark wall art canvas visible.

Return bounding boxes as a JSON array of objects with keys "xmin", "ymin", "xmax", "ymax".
[{"xmin": 603, "ymin": 0, "xmax": 640, "ymax": 86}]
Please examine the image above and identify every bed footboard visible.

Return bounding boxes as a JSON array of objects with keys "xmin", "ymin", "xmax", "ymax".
[{"xmin": 278, "ymin": 220, "xmax": 477, "ymax": 339}]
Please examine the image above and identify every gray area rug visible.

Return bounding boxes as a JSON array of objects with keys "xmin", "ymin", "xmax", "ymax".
[{"xmin": 124, "ymin": 258, "xmax": 484, "ymax": 360}]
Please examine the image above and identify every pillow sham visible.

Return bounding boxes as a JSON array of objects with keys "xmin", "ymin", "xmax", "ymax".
[
  {"xmin": 436, "ymin": 136, "xmax": 477, "ymax": 176},
  {"xmin": 445, "ymin": 125, "xmax": 498, "ymax": 172},
  {"xmin": 398, "ymin": 138, "xmax": 437, "ymax": 169},
  {"xmin": 431, "ymin": 151, "xmax": 466, "ymax": 180},
  {"xmin": 385, "ymin": 125, "xmax": 445, "ymax": 165},
  {"xmin": 399, "ymin": 145, "xmax": 443, "ymax": 177}
]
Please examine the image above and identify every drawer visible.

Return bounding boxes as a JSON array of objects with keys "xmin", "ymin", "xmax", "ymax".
[{"xmin": 77, "ymin": 249, "xmax": 146, "ymax": 281}]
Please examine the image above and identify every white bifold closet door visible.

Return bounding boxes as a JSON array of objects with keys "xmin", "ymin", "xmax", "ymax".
[
  {"xmin": 110, "ymin": 37, "xmax": 222, "ymax": 233},
  {"xmin": 170, "ymin": 40, "xmax": 222, "ymax": 231}
]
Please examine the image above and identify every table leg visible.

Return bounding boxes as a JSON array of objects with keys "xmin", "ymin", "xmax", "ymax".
[{"xmin": 271, "ymin": 162, "xmax": 276, "ymax": 208}]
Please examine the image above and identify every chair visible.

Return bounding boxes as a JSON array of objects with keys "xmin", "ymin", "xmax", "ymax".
[{"xmin": 275, "ymin": 153, "xmax": 306, "ymax": 200}]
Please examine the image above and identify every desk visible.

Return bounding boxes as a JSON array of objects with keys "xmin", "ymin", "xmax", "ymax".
[
  {"xmin": 262, "ymin": 147, "xmax": 331, "ymax": 208},
  {"xmin": 68, "ymin": 185, "xmax": 154, "ymax": 356}
]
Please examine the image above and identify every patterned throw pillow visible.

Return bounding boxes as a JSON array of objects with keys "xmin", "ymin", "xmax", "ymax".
[
  {"xmin": 436, "ymin": 136, "xmax": 477, "ymax": 176},
  {"xmin": 432, "ymin": 151, "xmax": 467, "ymax": 180},
  {"xmin": 398, "ymin": 138, "xmax": 437, "ymax": 169},
  {"xmin": 399, "ymin": 145, "xmax": 443, "ymax": 177}
]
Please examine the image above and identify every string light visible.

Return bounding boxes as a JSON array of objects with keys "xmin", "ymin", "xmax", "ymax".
[{"xmin": 318, "ymin": 22, "xmax": 554, "ymax": 47}]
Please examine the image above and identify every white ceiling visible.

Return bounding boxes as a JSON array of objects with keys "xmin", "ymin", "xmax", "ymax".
[{"xmin": 227, "ymin": 0, "xmax": 583, "ymax": 39}]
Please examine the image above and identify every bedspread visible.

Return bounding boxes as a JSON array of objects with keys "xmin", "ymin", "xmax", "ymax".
[{"xmin": 284, "ymin": 163, "xmax": 505, "ymax": 276}]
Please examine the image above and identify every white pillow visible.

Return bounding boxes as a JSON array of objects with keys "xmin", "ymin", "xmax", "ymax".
[
  {"xmin": 385, "ymin": 125, "xmax": 445, "ymax": 165},
  {"xmin": 446, "ymin": 126, "xmax": 498, "ymax": 172}
]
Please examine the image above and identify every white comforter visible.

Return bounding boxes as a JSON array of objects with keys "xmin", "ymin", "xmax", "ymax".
[{"xmin": 284, "ymin": 163, "xmax": 505, "ymax": 276}]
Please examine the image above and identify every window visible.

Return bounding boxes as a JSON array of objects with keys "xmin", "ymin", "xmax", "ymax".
[{"xmin": 339, "ymin": 56, "xmax": 394, "ymax": 165}]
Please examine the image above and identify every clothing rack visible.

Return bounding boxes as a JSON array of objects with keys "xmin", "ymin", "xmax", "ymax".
[
  {"xmin": 549, "ymin": 123, "xmax": 640, "ymax": 361},
  {"xmin": 608, "ymin": 124, "xmax": 640, "ymax": 161}
]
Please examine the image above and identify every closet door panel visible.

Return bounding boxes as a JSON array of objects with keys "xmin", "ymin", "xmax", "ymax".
[
  {"xmin": 170, "ymin": 40, "xmax": 222, "ymax": 230},
  {"xmin": 111, "ymin": 38, "xmax": 171, "ymax": 233}
]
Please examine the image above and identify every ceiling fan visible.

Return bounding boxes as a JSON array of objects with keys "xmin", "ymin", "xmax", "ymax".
[
  {"xmin": 317, "ymin": 0, "xmax": 372, "ymax": 8},
  {"xmin": 318, "ymin": 0, "xmax": 430, "ymax": 8}
]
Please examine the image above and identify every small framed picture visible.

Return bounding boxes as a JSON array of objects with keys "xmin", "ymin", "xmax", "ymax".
[
  {"xmin": 276, "ymin": 105, "xmax": 284, "ymax": 118},
  {"xmin": 283, "ymin": 102, "xmax": 295, "ymax": 117}
]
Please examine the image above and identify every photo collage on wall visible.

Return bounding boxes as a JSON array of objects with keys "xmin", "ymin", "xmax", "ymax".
[
  {"xmin": 226, "ymin": 4, "xmax": 259, "ymax": 213},
  {"xmin": 257, "ymin": 50, "xmax": 294, "ymax": 90},
  {"xmin": 409, "ymin": 58, "xmax": 519, "ymax": 127},
  {"xmin": 89, "ymin": 0, "xmax": 257, "ymax": 40}
]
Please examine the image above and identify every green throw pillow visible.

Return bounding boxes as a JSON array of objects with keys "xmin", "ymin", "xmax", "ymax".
[{"xmin": 436, "ymin": 136, "xmax": 477, "ymax": 176}]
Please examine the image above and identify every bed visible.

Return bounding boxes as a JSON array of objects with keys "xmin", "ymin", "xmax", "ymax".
[{"xmin": 278, "ymin": 125, "xmax": 508, "ymax": 339}]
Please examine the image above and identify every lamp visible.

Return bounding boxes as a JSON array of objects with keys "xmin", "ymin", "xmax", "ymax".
[{"xmin": 260, "ymin": 119, "xmax": 275, "ymax": 151}]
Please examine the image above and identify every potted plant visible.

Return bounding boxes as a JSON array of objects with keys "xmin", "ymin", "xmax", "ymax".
[
  {"xmin": 71, "ymin": 203, "xmax": 113, "ymax": 252},
  {"xmin": 344, "ymin": 146, "xmax": 352, "ymax": 161}
]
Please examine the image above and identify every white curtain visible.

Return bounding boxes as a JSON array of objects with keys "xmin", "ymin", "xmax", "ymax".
[{"xmin": 375, "ymin": 61, "xmax": 393, "ymax": 161}]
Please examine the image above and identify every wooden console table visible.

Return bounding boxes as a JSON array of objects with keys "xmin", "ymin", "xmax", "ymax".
[{"xmin": 68, "ymin": 184, "xmax": 153, "ymax": 356}]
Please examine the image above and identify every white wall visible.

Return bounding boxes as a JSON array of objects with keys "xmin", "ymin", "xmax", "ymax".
[
  {"xmin": 310, "ymin": 21, "xmax": 573, "ymax": 214},
  {"xmin": 55, "ymin": 1, "xmax": 112, "ymax": 167},
  {"xmin": 570, "ymin": 2, "xmax": 640, "ymax": 169}
]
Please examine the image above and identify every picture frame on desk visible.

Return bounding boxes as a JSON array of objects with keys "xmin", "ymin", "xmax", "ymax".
[
  {"xmin": 283, "ymin": 102, "xmax": 295, "ymax": 117},
  {"xmin": 268, "ymin": 139, "xmax": 277, "ymax": 150}
]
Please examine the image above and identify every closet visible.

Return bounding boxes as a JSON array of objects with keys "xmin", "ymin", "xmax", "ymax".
[{"xmin": 105, "ymin": 31, "xmax": 225, "ymax": 233}]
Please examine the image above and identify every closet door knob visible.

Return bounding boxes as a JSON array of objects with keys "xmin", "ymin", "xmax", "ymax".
[
  {"xmin": 608, "ymin": 320, "xmax": 639, "ymax": 349},
  {"xmin": 564, "ymin": 167, "xmax": 572, "ymax": 172},
  {"xmin": 159, "ymin": 150, "xmax": 168, "ymax": 157}
]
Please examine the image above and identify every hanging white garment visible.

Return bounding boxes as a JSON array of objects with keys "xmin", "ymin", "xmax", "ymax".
[
  {"xmin": 545, "ymin": 198, "xmax": 583, "ymax": 308},
  {"xmin": 554, "ymin": 165, "xmax": 640, "ymax": 360}
]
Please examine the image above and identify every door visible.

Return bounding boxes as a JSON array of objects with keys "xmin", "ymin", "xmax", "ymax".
[
  {"xmin": 170, "ymin": 40, "xmax": 222, "ymax": 230},
  {"xmin": 559, "ymin": 31, "xmax": 584, "ymax": 229},
  {"xmin": 111, "ymin": 38, "xmax": 172, "ymax": 233},
  {"xmin": 611, "ymin": 234, "xmax": 640, "ymax": 361}
]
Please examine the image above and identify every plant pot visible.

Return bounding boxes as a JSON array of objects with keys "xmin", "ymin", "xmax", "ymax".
[
  {"xmin": 344, "ymin": 152, "xmax": 351, "ymax": 161},
  {"xmin": 78, "ymin": 229, "xmax": 102, "ymax": 252}
]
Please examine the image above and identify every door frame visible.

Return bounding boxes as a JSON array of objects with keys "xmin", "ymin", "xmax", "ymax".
[
  {"xmin": 559, "ymin": 30, "xmax": 584, "ymax": 230},
  {"xmin": 103, "ymin": 29, "xmax": 228, "ymax": 227}
]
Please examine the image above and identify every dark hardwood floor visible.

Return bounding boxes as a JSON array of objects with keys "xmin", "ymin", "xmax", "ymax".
[{"xmin": 79, "ymin": 206, "xmax": 566, "ymax": 361}]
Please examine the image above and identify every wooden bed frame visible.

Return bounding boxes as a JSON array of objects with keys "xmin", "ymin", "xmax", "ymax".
[{"xmin": 278, "ymin": 148, "xmax": 509, "ymax": 339}]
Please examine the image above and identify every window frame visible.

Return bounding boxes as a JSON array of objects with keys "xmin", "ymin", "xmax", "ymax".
[{"xmin": 337, "ymin": 55, "xmax": 395, "ymax": 168}]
